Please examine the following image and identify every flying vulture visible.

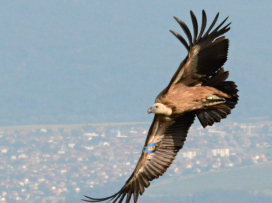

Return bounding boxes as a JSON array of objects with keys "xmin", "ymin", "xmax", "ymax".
[{"xmin": 83, "ymin": 10, "xmax": 238, "ymax": 203}]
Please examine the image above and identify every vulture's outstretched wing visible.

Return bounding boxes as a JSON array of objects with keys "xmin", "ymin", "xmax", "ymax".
[
  {"xmin": 164, "ymin": 10, "xmax": 231, "ymax": 89},
  {"xmin": 83, "ymin": 112, "xmax": 195, "ymax": 203},
  {"xmin": 158, "ymin": 10, "xmax": 238, "ymax": 128}
]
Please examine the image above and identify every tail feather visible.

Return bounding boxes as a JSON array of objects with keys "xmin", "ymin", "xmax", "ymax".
[{"xmin": 197, "ymin": 68, "xmax": 238, "ymax": 128}]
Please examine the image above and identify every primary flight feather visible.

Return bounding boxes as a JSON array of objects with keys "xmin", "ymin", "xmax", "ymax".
[{"xmin": 83, "ymin": 10, "xmax": 238, "ymax": 203}]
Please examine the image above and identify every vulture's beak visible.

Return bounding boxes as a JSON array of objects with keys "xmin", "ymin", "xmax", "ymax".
[{"xmin": 147, "ymin": 107, "xmax": 153, "ymax": 114}]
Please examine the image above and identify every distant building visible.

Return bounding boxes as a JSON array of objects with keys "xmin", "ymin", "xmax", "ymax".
[
  {"xmin": 182, "ymin": 151, "xmax": 197, "ymax": 159},
  {"xmin": 207, "ymin": 148, "xmax": 230, "ymax": 157}
]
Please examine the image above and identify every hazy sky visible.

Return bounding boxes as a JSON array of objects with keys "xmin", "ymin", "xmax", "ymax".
[{"xmin": 0, "ymin": 0, "xmax": 271, "ymax": 125}]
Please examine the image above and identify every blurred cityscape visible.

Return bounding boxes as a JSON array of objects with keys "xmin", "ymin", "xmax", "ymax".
[{"xmin": 0, "ymin": 120, "xmax": 272, "ymax": 202}]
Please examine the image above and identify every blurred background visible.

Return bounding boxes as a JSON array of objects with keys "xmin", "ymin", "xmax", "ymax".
[{"xmin": 0, "ymin": 0, "xmax": 271, "ymax": 126}]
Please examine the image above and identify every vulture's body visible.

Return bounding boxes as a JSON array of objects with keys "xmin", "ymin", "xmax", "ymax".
[{"xmin": 83, "ymin": 10, "xmax": 238, "ymax": 203}]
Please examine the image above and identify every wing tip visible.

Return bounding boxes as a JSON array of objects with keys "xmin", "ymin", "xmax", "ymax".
[
  {"xmin": 171, "ymin": 10, "xmax": 231, "ymax": 52},
  {"xmin": 169, "ymin": 29, "xmax": 190, "ymax": 52}
]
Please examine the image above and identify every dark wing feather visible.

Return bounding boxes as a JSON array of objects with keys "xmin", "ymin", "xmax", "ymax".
[
  {"xmin": 169, "ymin": 30, "xmax": 190, "ymax": 52},
  {"xmin": 83, "ymin": 113, "xmax": 195, "ymax": 203},
  {"xmin": 196, "ymin": 68, "xmax": 239, "ymax": 128},
  {"xmin": 202, "ymin": 12, "xmax": 219, "ymax": 38},
  {"xmin": 197, "ymin": 10, "xmax": 207, "ymax": 41},
  {"xmin": 208, "ymin": 16, "xmax": 229, "ymax": 37},
  {"xmin": 173, "ymin": 16, "xmax": 193, "ymax": 47},
  {"xmin": 166, "ymin": 10, "xmax": 231, "ymax": 89},
  {"xmin": 190, "ymin": 10, "xmax": 198, "ymax": 44}
]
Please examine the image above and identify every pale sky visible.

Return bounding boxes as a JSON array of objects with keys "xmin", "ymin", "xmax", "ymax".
[{"xmin": 0, "ymin": 0, "xmax": 271, "ymax": 125}]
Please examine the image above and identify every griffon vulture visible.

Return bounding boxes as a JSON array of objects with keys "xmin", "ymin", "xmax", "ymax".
[{"xmin": 83, "ymin": 10, "xmax": 238, "ymax": 203}]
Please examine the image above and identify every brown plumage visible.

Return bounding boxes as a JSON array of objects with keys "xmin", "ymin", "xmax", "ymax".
[{"xmin": 83, "ymin": 10, "xmax": 238, "ymax": 203}]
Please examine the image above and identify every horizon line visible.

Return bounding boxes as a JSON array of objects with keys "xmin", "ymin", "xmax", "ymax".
[{"xmin": 0, "ymin": 122, "xmax": 150, "ymax": 131}]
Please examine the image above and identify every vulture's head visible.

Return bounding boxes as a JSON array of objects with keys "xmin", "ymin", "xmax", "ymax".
[{"xmin": 147, "ymin": 103, "xmax": 172, "ymax": 116}]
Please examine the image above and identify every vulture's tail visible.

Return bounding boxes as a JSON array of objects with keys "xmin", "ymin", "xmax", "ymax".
[{"xmin": 196, "ymin": 68, "xmax": 238, "ymax": 128}]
